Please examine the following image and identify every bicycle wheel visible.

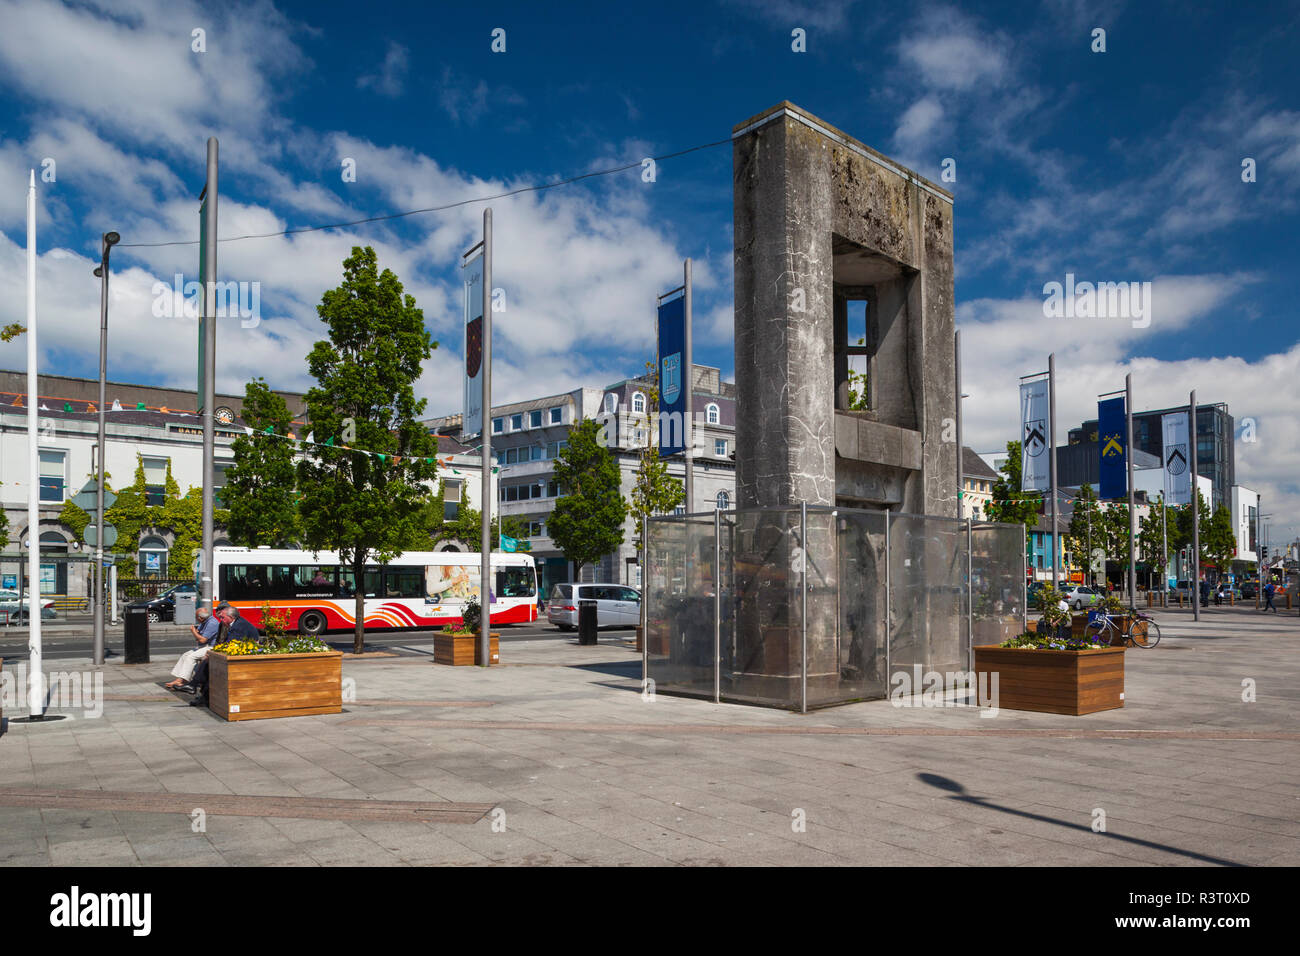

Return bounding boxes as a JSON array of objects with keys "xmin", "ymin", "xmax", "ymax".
[
  {"xmin": 1083, "ymin": 621, "xmax": 1109, "ymax": 645},
  {"xmin": 1127, "ymin": 618, "xmax": 1161, "ymax": 648}
]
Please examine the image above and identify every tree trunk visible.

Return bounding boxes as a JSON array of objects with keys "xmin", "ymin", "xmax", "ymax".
[{"xmin": 353, "ymin": 551, "xmax": 365, "ymax": 655}]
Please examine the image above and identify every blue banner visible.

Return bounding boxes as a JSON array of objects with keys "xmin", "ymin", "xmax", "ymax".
[
  {"xmin": 1098, "ymin": 396, "xmax": 1127, "ymax": 499},
  {"xmin": 657, "ymin": 295, "xmax": 686, "ymax": 458}
]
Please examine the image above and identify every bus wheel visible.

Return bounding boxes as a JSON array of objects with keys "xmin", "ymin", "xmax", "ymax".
[{"xmin": 298, "ymin": 610, "xmax": 327, "ymax": 637}]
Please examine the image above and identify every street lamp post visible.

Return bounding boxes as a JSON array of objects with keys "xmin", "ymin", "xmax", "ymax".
[{"xmin": 92, "ymin": 230, "xmax": 119, "ymax": 667}]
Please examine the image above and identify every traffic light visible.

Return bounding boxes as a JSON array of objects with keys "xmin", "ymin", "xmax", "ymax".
[{"xmin": 1261, "ymin": 547, "xmax": 1269, "ymax": 564}]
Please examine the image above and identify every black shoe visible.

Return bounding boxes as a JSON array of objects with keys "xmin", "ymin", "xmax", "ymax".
[{"xmin": 189, "ymin": 695, "xmax": 208, "ymax": 707}]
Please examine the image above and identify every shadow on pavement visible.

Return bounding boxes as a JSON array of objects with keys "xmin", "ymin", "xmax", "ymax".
[{"xmin": 916, "ymin": 772, "xmax": 1242, "ymax": 866}]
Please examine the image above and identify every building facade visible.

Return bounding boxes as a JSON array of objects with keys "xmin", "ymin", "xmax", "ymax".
[
  {"xmin": 428, "ymin": 365, "xmax": 738, "ymax": 598},
  {"xmin": 1067, "ymin": 402, "xmax": 1234, "ymax": 510},
  {"xmin": 1, "ymin": 371, "xmax": 484, "ymax": 599}
]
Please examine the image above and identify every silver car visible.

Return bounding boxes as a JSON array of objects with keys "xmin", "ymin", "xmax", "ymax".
[
  {"xmin": 547, "ymin": 583, "xmax": 641, "ymax": 630},
  {"xmin": 1060, "ymin": 585, "xmax": 1102, "ymax": 610}
]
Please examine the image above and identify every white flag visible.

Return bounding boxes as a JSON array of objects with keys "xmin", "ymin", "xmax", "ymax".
[
  {"xmin": 1161, "ymin": 412, "xmax": 1191, "ymax": 506},
  {"xmin": 1019, "ymin": 380, "xmax": 1051, "ymax": 492}
]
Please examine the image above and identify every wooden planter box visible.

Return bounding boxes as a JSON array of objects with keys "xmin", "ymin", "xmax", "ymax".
[
  {"xmin": 208, "ymin": 650, "xmax": 343, "ymax": 722},
  {"xmin": 434, "ymin": 633, "xmax": 499, "ymax": 666},
  {"xmin": 973, "ymin": 644, "xmax": 1125, "ymax": 716}
]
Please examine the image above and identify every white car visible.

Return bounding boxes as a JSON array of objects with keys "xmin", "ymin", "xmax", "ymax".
[
  {"xmin": 1060, "ymin": 585, "xmax": 1103, "ymax": 610},
  {"xmin": 0, "ymin": 589, "xmax": 57, "ymax": 624},
  {"xmin": 547, "ymin": 584, "xmax": 641, "ymax": 630}
]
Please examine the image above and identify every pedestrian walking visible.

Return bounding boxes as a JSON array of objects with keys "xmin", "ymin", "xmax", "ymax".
[{"xmin": 1264, "ymin": 580, "xmax": 1277, "ymax": 613}]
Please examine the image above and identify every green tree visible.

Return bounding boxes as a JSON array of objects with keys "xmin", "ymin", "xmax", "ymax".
[
  {"xmin": 1202, "ymin": 504, "xmax": 1237, "ymax": 577},
  {"xmin": 549, "ymin": 418, "xmax": 627, "ymax": 579},
  {"xmin": 1173, "ymin": 490, "xmax": 1213, "ymax": 574},
  {"xmin": 296, "ymin": 246, "xmax": 440, "ymax": 653},
  {"xmin": 627, "ymin": 361, "xmax": 684, "ymax": 541},
  {"xmin": 1137, "ymin": 493, "xmax": 1175, "ymax": 588},
  {"xmin": 1065, "ymin": 483, "xmax": 1103, "ymax": 583},
  {"xmin": 985, "ymin": 440, "xmax": 1040, "ymax": 527},
  {"xmin": 225, "ymin": 378, "xmax": 300, "ymax": 548}
]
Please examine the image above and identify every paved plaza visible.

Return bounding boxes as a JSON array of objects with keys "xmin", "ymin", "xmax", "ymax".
[{"xmin": 1, "ymin": 604, "xmax": 1297, "ymax": 866}]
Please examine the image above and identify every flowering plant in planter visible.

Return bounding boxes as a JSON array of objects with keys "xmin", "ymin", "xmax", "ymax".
[
  {"xmin": 1000, "ymin": 630, "xmax": 1110, "ymax": 651},
  {"xmin": 1032, "ymin": 584, "xmax": 1072, "ymax": 638},
  {"xmin": 440, "ymin": 596, "xmax": 482, "ymax": 637},
  {"xmin": 213, "ymin": 602, "xmax": 333, "ymax": 656}
]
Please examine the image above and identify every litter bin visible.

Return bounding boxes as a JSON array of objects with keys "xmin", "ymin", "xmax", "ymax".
[
  {"xmin": 174, "ymin": 592, "xmax": 196, "ymax": 627},
  {"xmin": 124, "ymin": 606, "xmax": 150, "ymax": 664},
  {"xmin": 578, "ymin": 599, "xmax": 598, "ymax": 646}
]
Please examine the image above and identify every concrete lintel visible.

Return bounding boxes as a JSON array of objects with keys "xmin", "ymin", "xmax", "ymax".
[{"xmin": 833, "ymin": 414, "xmax": 923, "ymax": 472}]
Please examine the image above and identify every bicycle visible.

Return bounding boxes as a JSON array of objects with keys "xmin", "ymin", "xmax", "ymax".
[{"xmin": 1083, "ymin": 607, "xmax": 1161, "ymax": 648}]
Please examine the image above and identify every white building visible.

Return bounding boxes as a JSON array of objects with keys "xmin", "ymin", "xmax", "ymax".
[
  {"xmin": 427, "ymin": 365, "xmax": 737, "ymax": 597},
  {"xmin": 0, "ymin": 371, "xmax": 485, "ymax": 600}
]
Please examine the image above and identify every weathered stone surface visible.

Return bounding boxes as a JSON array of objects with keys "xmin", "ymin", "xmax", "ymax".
[{"xmin": 733, "ymin": 101, "xmax": 957, "ymax": 517}]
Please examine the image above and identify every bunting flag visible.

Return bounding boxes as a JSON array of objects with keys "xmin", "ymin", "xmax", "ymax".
[{"xmin": 0, "ymin": 392, "xmax": 460, "ymax": 468}]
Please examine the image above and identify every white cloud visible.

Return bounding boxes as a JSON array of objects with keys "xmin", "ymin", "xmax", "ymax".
[
  {"xmin": 893, "ymin": 96, "xmax": 945, "ymax": 154},
  {"xmin": 357, "ymin": 41, "xmax": 408, "ymax": 98},
  {"xmin": 958, "ymin": 277, "xmax": 1300, "ymax": 544},
  {"xmin": 897, "ymin": 9, "xmax": 1009, "ymax": 91}
]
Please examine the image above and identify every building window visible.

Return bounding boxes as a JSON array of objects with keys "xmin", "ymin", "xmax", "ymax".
[
  {"xmin": 511, "ymin": 413, "xmax": 523, "ymax": 431},
  {"xmin": 632, "ymin": 391, "xmax": 646, "ymax": 414},
  {"xmin": 549, "ymin": 406, "xmax": 562, "ymax": 424},
  {"xmin": 605, "ymin": 394, "xmax": 619, "ymax": 414},
  {"xmin": 546, "ymin": 440, "xmax": 559, "ymax": 459},
  {"xmin": 530, "ymin": 409, "xmax": 543, "ymax": 428},
  {"xmin": 38, "ymin": 449, "xmax": 66, "ymax": 503},
  {"xmin": 547, "ymin": 480, "xmax": 558, "ymax": 497},
  {"xmin": 444, "ymin": 480, "xmax": 462, "ymax": 520},
  {"xmin": 139, "ymin": 536, "xmax": 168, "ymax": 578},
  {"xmin": 715, "ymin": 439, "xmax": 727, "ymax": 457},
  {"xmin": 706, "ymin": 403, "xmax": 719, "ymax": 425},
  {"xmin": 673, "ymin": 506, "xmax": 685, "ymax": 516},
  {"xmin": 716, "ymin": 490, "xmax": 730, "ymax": 510},
  {"xmin": 505, "ymin": 447, "xmax": 518, "ymax": 465},
  {"xmin": 492, "ymin": 417, "xmax": 503, "ymax": 434},
  {"xmin": 142, "ymin": 456, "xmax": 169, "ymax": 507},
  {"xmin": 214, "ymin": 462, "xmax": 231, "ymax": 507}
]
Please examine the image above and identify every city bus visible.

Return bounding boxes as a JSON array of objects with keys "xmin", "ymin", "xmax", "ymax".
[{"xmin": 210, "ymin": 547, "xmax": 537, "ymax": 635}]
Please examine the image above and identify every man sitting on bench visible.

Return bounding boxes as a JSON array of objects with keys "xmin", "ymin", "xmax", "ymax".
[{"xmin": 189, "ymin": 603, "xmax": 260, "ymax": 708}]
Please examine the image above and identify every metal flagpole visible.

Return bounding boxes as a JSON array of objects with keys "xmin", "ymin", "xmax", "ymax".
[
  {"xmin": 1125, "ymin": 373, "xmax": 1136, "ymax": 604},
  {"xmin": 955, "ymin": 330, "xmax": 963, "ymax": 515},
  {"xmin": 1161, "ymin": 495, "xmax": 1168, "ymax": 608},
  {"xmin": 480, "ymin": 208, "xmax": 493, "ymax": 667},
  {"xmin": 1048, "ymin": 353, "xmax": 1059, "ymax": 590},
  {"xmin": 683, "ymin": 258, "xmax": 694, "ymax": 514},
  {"xmin": 713, "ymin": 507, "xmax": 721, "ymax": 704},
  {"xmin": 26, "ymin": 170, "xmax": 44, "ymax": 719},
  {"xmin": 1189, "ymin": 390, "xmax": 1200, "ymax": 621},
  {"xmin": 93, "ymin": 230, "xmax": 118, "ymax": 666},
  {"xmin": 200, "ymin": 137, "xmax": 218, "ymax": 611},
  {"xmin": 1256, "ymin": 495, "xmax": 1262, "ymax": 610}
]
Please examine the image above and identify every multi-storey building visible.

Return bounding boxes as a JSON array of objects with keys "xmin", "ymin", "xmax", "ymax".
[
  {"xmin": 427, "ymin": 365, "xmax": 738, "ymax": 596},
  {"xmin": 1066, "ymin": 401, "xmax": 1235, "ymax": 510},
  {"xmin": 0, "ymin": 370, "xmax": 486, "ymax": 600}
]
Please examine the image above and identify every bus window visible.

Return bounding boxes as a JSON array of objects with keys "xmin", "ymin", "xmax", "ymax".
[
  {"xmin": 496, "ymin": 567, "xmax": 536, "ymax": 598},
  {"xmin": 385, "ymin": 568, "xmax": 423, "ymax": 598},
  {"xmin": 267, "ymin": 566, "xmax": 294, "ymax": 599},
  {"xmin": 295, "ymin": 565, "xmax": 336, "ymax": 595},
  {"xmin": 338, "ymin": 570, "xmax": 356, "ymax": 597},
  {"xmin": 364, "ymin": 568, "xmax": 382, "ymax": 598},
  {"xmin": 221, "ymin": 565, "xmax": 267, "ymax": 601}
]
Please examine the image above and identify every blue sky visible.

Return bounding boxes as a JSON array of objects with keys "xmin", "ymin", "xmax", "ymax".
[{"xmin": 0, "ymin": 0, "xmax": 1297, "ymax": 539}]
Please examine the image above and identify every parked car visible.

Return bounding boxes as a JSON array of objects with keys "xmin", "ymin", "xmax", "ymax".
[
  {"xmin": 1239, "ymin": 581, "xmax": 1258, "ymax": 600},
  {"xmin": 0, "ymin": 589, "xmax": 57, "ymax": 624},
  {"xmin": 1060, "ymin": 585, "xmax": 1103, "ymax": 610},
  {"xmin": 546, "ymin": 583, "xmax": 641, "ymax": 630},
  {"xmin": 125, "ymin": 582, "xmax": 197, "ymax": 623}
]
